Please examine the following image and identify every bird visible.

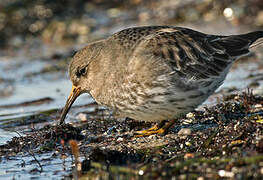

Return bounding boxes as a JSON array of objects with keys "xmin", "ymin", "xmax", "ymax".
[{"xmin": 59, "ymin": 26, "xmax": 263, "ymax": 136}]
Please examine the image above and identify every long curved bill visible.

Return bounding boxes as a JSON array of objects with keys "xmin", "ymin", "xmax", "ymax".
[{"xmin": 59, "ymin": 85, "xmax": 81, "ymax": 125}]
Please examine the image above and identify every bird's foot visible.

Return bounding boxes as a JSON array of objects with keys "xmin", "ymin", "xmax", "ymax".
[
  {"xmin": 134, "ymin": 120, "xmax": 168, "ymax": 137},
  {"xmin": 135, "ymin": 127, "xmax": 166, "ymax": 137}
]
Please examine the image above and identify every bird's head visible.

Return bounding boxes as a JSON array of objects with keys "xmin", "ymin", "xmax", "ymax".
[{"xmin": 59, "ymin": 40, "xmax": 105, "ymax": 124}]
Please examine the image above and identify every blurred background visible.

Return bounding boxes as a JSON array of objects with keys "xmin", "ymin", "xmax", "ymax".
[{"xmin": 1, "ymin": 0, "xmax": 263, "ymax": 50}]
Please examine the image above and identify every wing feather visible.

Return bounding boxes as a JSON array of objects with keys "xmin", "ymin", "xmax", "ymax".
[
  {"xmin": 135, "ymin": 27, "xmax": 233, "ymax": 82},
  {"xmin": 113, "ymin": 26, "xmax": 261, "ymax": 84}
]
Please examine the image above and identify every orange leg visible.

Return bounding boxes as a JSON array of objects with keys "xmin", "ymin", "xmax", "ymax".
[{"xmin": 135, "ymin": 120, "xmax": 176, "ymax": 137}]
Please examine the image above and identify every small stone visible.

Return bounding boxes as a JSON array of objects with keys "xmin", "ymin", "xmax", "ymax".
[
  {"xmin": 148, "ymin": 135, "xmax": 156, "ymax": 139},
  {"xmin": 186, "ymin": 112, "xmax": 194, "ymax": 118},
  {"xmin": 178, "ymin": 128, "xmax": 192, "ymax": 136},
  {"xmin": 183, "ymin": 118, "xmax": 193, "ymax": 124},
  {"xmin": 218, "ymin": 170, "xmax": 234, "ymax": 178},
  {"xmin": 197, "ymin": 177, "xmax": 204, "ymax": 180},
  {"xmin": 77, "ymin": 113, "xmax": 88, "ymax": 121},
  {"xmin": 116, "ymin": 137, "xmax": 123, "ymax": 142},
  {"xmin": 231, "ymin": 167, "xmax": 238, "ymax": 173},
  {"xmin": 138, "ymin": 169, "xmax": 144, "ymax": 175},
  {"xmin": 218, "ymin": 170, "xmax": 225, "ymax": 177},
  {"xmin": 179, "ymin": 174, "xmax": 186, "ymax": 179},
  {"xmin": 185, "ymin": 141, "xmax": 192, "ymax": 146},
  {"xmin": 255, "ymin": 104, "xmax": 262, "ymax": 108},
  {"xmin": 206, "ymin": 168, "xmax": 212, "ymax": 173},
  {"xmin": 180, "ymin": 144, "xmax": 184, "ymax": 149}
]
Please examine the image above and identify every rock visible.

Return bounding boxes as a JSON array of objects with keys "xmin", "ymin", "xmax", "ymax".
[
  {"xmin": 77, "ymin": 113, "xmax": 88, "ymax": 121},
  {"xmin": 178, "ymin": 128, "xmax": 192, "ymax": 136}
]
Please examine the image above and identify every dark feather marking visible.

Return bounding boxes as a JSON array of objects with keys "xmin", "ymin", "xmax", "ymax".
[
  {"xmin": 160, "ymin": 51, "xmax": 166, "ymax": 59},
  {"xmin": 176, "ymin": 70, "xmax": 187, "ymax": 78},
  {"xmin": 217, "ymin": 37, "xmax": 249, "ymax": 50},
  {"xmin": 185, "ymin": 66, "xmax": 209, "ymax": 79},
  {"xmin": 197, "ymin": 73, "xmax": 210, "ymax": 79},
  {"xmin": 168, "ymin": 99, "xmax": 179, "ymax": 104},
  {"xmin": 141, "ymin": 105, "xmax": 149, "ymax": 109},
  {"xmin": 167, "ymin": 48, "xmax": 181, "ymax": 70},
  {"xmin": 187, "ymin": 105, "xmax": 197, "ymax": 109},
  {"xmin": 188, "ymin": 92, "xmax": 204, "ymax": 99},
  {"xmin": 205, "ymin": 67, "xmax": 220, "ymax": 76},
  {"xmin": 168, "ymin": 48, "xmax": 175, "ymax": 61},
  {"xmin": 191, "ymin": 64, "xmax": 208, "ymax": 72},
  {"xmin": 171, "ymin": 98, "xmax": 186, "ymax": 101},
  {"xmin": 209, "ymin": 63, "xmax": 224, "ymax": 72},
  {"xmin": 149, "ymin": 101, "xmax": 161, "ymax": 104},
  {"xmin": 180, "ymin": 38, "xmax": 201, "ymax": 61},
  {"xmin": 227, "ymin": 49, "xmax": 249, "ymax": 57},
  {"xmin": 202, "ymin": 81, "xmax": 213, "ymax": 87},
  {"xmin": 213, "ymin": 53, "xmax": 230, "ymax": 61},
  {"xmin": 129, "ymin": 92, "xmax": 138, "ymax": 102},
  {"xmin": 147, "ymin": 92, "xmax": 172, "ymax": 98},
  {"xmin": 198, "ymin": 42, "xmax": 216, "ymax": 55},
  {"xmin": 178, "ymin": 47, "xmax": 187, "ymax": 60},
  {"xmin": 213, "ymin": 58, "xmax": 229, "ymax": 68},
  {"xmin": 209, "ymin": 41, "xmax": 226, "ymax": 52}
]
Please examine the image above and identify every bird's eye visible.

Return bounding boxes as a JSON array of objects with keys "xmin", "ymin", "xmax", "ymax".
[{"xmin": 76, "ymin": 66, "xmax": 87, "ymax": 78}]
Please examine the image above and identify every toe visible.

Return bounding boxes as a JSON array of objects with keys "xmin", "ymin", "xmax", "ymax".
[{"xmin": 135, "ymin": 128, "xmax": 166, "ymax": 137}]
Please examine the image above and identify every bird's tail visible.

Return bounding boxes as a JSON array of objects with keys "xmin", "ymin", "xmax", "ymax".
[
  {"xmin": 238, "ymin": 31, "xmax": 263, "ymax": 49},
  {"xmin": 215, "ymin": 31, "xmax": 263, "ymax": 57}
]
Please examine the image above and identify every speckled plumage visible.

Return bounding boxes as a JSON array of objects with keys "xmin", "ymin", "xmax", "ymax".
[{"xmin": 61, "ymin": 26, "xmax": 263, "ymax": 124}]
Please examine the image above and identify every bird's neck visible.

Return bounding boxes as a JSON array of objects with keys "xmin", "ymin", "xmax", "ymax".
[{"xmin": 88, "ymin": 41, "xmax": 129, "ymax": 109}]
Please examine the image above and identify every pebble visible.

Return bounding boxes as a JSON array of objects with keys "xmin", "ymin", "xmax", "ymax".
[
  {"xmin": 117, "ymin": 137, "xmax": 123, "ymax": 142},
  {"xmin": 148, "ymin": 135, "xmax": 157, "ymax": 140},
  {"xmin": 218, "ymin": 170, "xmax": 234, "ymax": 178},
  {"xmin": 255, "ymin": 104, "xmax": 262, "ymax": 108},
  {"xmin": 180, "ymin": 144, "xmax": 184, "ymax": 149},
  {"xmin": 178, "ymin": 128, "xmax": 192, "ymax": 136},
  {"xmin": 138, "ymin": 169, "xmax": 144, "ymax": 175},
  {"xmin": 77, "ymin": 113, "xmax": 88, "ymax": 121},
  {"xmin": 186, "ymin": 112, "xmax": 194, "ymax": 118},
  {"xmin": 185, "ymin": 141, "xmax": 192, "ymax": 146}
]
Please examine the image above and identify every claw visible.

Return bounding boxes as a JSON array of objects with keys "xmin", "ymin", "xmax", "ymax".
[
  {"xmin": 135, "ymin": 127, "xmax": 166, "ymax": 137},
  {"xmin": 134, "ymin": 119, "xmax": 176, "ymax": 137},
  {"xmin": 135, "ymin": 124, "xmax": 159, "ymax": 134}
]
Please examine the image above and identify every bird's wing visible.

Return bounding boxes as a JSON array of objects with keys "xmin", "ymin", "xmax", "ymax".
[{"xmin": 133, "ymin": 27, "xmax": 237, "ymax": 84}]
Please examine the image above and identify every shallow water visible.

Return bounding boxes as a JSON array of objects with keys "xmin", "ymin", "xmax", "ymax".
[
  {"xmin": 0, "ymin": 152, "xmax": 73, "ymax": 179},
  {"xmin": 0, "ymin": 129, "xmax": 17, "ymax": 145},
  {"xmin": 0, "ymin": 58, "xmax": 93, "ymax": 120}
]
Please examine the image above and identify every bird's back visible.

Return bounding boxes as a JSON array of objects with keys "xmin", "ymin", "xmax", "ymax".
[
  {"xmin": 107, "ymin": 26, "xmax": 263, "ymax": 121},
  {"xmin": 112, "ymin": 26, "xmax": 263, "ymax": 89}
]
